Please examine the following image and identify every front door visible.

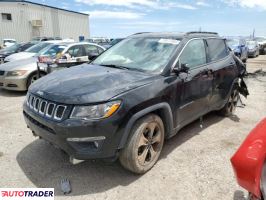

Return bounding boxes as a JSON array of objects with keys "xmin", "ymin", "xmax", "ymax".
[{"xmin": 177, "ymin": 39, "xmax": 213, "ymax": 125}]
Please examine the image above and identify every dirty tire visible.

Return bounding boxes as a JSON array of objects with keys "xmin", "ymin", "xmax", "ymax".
[
  {"xmin": 119, "ymin": 114, "xmax": 164, "ymax": 174},
  {"xmin": 219, "ymin": 84, "xmax": 239, "ymax": 117},
  {"xmin": 27, "ymin": 72, "xmax": 45, "ymax": 89}
]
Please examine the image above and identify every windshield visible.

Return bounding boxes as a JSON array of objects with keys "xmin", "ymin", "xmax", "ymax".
[
  {"xmin": 25, "ymin": 42, "xmax": 51, "ymax": 53},
  {"xmin": 227, "ymin": 39, "xmax": 239, "ymax": 47},
  {"xmin": 247, "ymin": 41, "xmax": 256, "ymax": 46},
  {"xmin": 93, "ymin": 37, "xmax": 180, "ymax": 73},
  {"xmin": 37, "ymin": 44, "xmax": 67, "ymax": 57},
  {"xmin": 1, "ymin": 43, "xmax": 21, "ymax": 53},
  {"xmin": 110, "ymin": 38, "xmax": 123, "ymax": 46}
]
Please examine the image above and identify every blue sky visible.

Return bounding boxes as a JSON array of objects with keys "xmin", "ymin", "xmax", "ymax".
[{"xmin": 33, "ymin": 0, "xmax": 266, "ymax": 38}]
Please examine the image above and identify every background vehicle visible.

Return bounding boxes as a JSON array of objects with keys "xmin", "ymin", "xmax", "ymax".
[
  {"xmin": 246, "ymin": 40, "xmax": 260, "ymax": 57},
  {"xmin": 2, "ymin": 39, "xmax": 16, "ymax": 48},
  {"xmin": 4, "ymin": 41, "xmax": 62, "ymax": 63},
  {"xmin": 39, "ymin": 42, "xmax": 105, "ymax": 73},
  {"xmin": 231, "ymin": 118, "xmax": 266, "ymax": 200},
  {"xmin": 254, "ymin": 37, "xmax": 266, "ymax": 55},
  {"xmin": 31, "ymin": 36, "xmax": 62, "ymax": 42},
  {"xmin": 227, "ymin": 38, "xmax": 248, "ymax": 62},
  {"xmin": 85, "ymin": 37, "xmax": 110, "ymax": 46},
  {"xmin": 0, "ymin": 42, "xmax": 37, "ymax": 64},
  {"xmin": 23, "ymin": 32, "xmax": 247, "ymax": 174},
  {"xmin": 0, "ymin": 42, "xmax": 105, "ymax": 91}
]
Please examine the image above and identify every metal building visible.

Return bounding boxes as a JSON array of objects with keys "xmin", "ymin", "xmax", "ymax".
[{"xmin": 0, "ymin": 0, "xmax": 90, "ymax": 42}]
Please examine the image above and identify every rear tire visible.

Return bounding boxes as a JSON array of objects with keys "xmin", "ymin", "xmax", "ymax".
[
  {"xmin": 219, "ymin": 84, "xmax": 239, "ymax": 117},
  {"xmin": 119, "ymin": 114, "xmax": 164, "ymax": 174}
]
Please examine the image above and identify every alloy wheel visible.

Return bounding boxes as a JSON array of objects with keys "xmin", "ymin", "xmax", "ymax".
[{"xmin": 137, "ymin": 122, "xmax": 163, "ymax": 166}]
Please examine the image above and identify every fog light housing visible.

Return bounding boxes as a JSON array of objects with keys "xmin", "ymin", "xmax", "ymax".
[{"xmin": 67, "ymin": 136, "xmax": 105, "ymax": 152}]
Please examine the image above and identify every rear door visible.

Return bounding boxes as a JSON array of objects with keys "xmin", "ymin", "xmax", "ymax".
[
  {"xmin": 177, "ymin": 39, "xmax": 213, "ymax": 124},
  {"xmin": 206, "ymin": 38, "xmax": 236, "ymax": 109}
]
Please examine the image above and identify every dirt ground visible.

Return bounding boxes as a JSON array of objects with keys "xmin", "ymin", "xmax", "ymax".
[{"xmin": 0, "ymin": 55, "xmax": 265, "ymax": 200}]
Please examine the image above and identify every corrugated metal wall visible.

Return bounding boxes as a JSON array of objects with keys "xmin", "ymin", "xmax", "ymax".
[{"xmin": 0, "ymin": 2, "xmax": 90, "ymax": 42}]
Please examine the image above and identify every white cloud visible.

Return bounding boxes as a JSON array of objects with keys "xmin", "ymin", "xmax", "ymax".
[
  {"xmin": 83, "ymin": 10, "xmax": 145, "ymax": 19},
  {"xmin": 76, "ymin": 0, "xmax": 197, "ymax": 10},
  {"xmin": 196, "ymin": 1, "xmax": 210, "ymax": 7},
  {"xmin": 223, "ymin": 0, "xmax": 266, "ymax": 9}
]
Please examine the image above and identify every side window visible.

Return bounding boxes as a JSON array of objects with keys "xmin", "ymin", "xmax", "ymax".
[
  {"xmin": 84, "ymin": 44, "xmax": 99, "ymax": 55},
  {"xmin": 179, "ymin": 39, "xmax": 206, "ymax": 69},
  {"xmin": 67, "ymin": 45, "xmax": 86, "ymax": 57},
  {"xmin": 207, "ymin": 39, "xmax": 229, "ymax": 62}
]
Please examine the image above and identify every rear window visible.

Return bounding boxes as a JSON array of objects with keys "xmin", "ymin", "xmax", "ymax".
[{"xmin": 207, "ymin": 39, "xmax": 229, "ymax": 62}]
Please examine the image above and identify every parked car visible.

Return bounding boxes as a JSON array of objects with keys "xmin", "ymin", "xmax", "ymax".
[
  {"xmin": 246, "ymin": 40, "xmax": 260, "ymax": 58},
  {"xmin": 231, "ymin": 118, "xmax": 266, "ymax": 200},
  {"xmin": 0, "ymin": 42, "xmax": 105, "ymax": 91},
  {"xmin": 4, "ymin": 41, "xmax": 62, "ymax": 63},
  {"xmin": 0, "ymin": 42, "xmax": 37, "ymax": 64},
  {"xmin": 103, "ymin": 38, "xmax": 124, "ymax": 49},
  {"xmin": 31, "ymin": 36, "xmax": 62, "ymax": 42},
  {"xmin": 227, "ymin": 38, "xmax": 248, "ymax": 62},
  {"xmin": 1, "ymin": 39, "xmax": 16, "ymax": 48},
  {"xmin": 254, "ymin": 37, "xmax": 266, "ymax": 55},
  {"xmin": 85, "ymin": 37, "xmax": 110, "ymax": 46},
  {"xmin": 23, "ymin": 32, "xmax": 247, "ymax": 174},
  {"xmin": 39, "ymin": 42, "xmax": 105, "ymax": 74}
]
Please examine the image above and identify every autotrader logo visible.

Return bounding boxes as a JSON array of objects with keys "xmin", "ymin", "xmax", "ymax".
[{"xmin": 0, "ymin": 188, "xmax": 54, "ymax": 199}]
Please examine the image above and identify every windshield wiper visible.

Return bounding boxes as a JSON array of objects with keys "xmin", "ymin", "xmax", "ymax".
[{"xmin": 100, "ymin": 64, "xmax": 130, "ymax": 70}]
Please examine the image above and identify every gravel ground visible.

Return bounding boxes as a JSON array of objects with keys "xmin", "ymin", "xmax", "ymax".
[{"xmin": 0, "ymin": 55, "xmax": 265, "ymax": 200}]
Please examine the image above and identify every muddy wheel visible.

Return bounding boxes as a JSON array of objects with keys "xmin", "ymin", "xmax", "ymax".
[
  {"xmin": 27, "ymin": 72, "xmax": 45, "ymax": 89},
  {"xmin": 219, "ymin": 85, "xmax": 239, "ymax": 117},
  {"xmin": 119, "ymin": 114, "xmax": 164, "ymax": 174}
]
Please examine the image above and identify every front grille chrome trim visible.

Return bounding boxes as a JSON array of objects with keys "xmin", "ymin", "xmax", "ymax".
[
  {"xmin": 39, "ymin": 100, "xmax": 47, "ymax": 115},
  {"xmin": 54, "ymin": 105, "xmax": 67, "ymax": 121},
  {"xmin": 26, "ymin": 94, "xmax": 67, "ymax": 121},
  {"xmin": 45, "ymin": 103, "xmax": 56, "ymax": 118}
]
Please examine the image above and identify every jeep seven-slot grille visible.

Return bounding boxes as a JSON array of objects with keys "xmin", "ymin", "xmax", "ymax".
[{"xmin": 26, "ymin": 94, "xmax": 67, "ymax": 121}]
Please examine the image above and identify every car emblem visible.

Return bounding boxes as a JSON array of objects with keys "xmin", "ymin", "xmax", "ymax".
[{"xmin": 37, "ymin": 91, "xmax": 44, "ymax": 96}]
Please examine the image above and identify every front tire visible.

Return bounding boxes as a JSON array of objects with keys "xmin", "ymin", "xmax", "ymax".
[
  {"xmin": 219, "ymin": 85, "xmax": 239, "ymax": 117},
  {"xmin": 26, "ymin": 72, "xmax": 46, "ymax": 89},
  {"xmin": 119, "ymin": 114, "xmax": 165, "ymax": 174}
]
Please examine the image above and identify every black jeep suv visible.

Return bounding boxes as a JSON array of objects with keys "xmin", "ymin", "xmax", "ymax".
[{"xmin": 23, "ymin": 32, "xmax": 247, "ymax": 174}]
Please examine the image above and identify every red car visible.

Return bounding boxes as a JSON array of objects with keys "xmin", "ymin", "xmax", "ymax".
[{"xmin": 231, "ymin": 118, "xmax": 266, "ymax": 200}]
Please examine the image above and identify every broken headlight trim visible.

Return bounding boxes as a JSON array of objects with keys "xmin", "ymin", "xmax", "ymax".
[{"xmin": 70, "ymin": 100, "xmax": 121, "ymax": 120}]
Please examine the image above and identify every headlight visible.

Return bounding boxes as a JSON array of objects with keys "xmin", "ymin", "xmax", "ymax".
[
  {"xmin": 6, "ymin": 70, "xmax": 27, "ymax": 77},
  {"xmin": 70, "ymin": 100, "xmax": 121, "ymax": 120}
]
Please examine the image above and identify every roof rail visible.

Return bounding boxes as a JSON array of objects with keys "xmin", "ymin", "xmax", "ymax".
[
  {"xmin": 186, "ymin": 31, "xmax": 218, "ymax": 35},
  {"xmin": 131, "ymin": 32, "xmax": 151, "ymax": 35}
]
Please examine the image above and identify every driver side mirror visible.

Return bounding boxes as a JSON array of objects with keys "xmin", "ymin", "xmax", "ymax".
[{"xmin": 173, "ymin": 63, "xmax": 189, "ymax": 75}]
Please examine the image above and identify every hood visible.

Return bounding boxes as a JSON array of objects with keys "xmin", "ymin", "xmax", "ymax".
[
  {"xmin": 29, "ymin": 64, "xmax": 157, "ymax": 104},
  {"xmin": 0, "ymin": 57, "xmax": 38, "ymax": 71},
  {"xmin": 4, "ymin": 52, "xmax": 36, "ymax": 62}
]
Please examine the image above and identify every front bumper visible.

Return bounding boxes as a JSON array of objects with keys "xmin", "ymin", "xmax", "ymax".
[
  {"xmin": 0, "ymin": 75, "xmax": 27, "ymax": 91},
  {"xmin": 23, "ymin": 103, "xmax": 122, "ymax": 160}
]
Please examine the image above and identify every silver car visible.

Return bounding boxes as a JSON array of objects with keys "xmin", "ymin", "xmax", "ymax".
[{"xmin": 0, "ymin": 42, "xmax": 105, "ymax": 91}]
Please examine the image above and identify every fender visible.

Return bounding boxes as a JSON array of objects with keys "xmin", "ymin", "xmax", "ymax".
[
  {"xmin": 118, "ymin": 102, "xmax": 174, "ymax": 149},
  {"xmin": 231, "ymin": 118, "xmax": 266, "ymax": 199}
]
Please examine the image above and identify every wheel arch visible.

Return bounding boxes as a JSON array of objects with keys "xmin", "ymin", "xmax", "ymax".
[{"xmin": 118, "ymin": 102, "xmax": 174, "ymax": 149}]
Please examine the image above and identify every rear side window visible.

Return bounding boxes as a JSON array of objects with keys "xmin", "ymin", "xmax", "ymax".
[
  {"xmin": 207, "ymin": 39, "xmax": 229, "ymax": 62},
  {"xmin": 179, "ymin": 39, "xmax": 206, "ymax": 69}
]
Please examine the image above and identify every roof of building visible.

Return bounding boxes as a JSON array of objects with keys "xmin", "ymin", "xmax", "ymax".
[{"xmin": 0, "ymin": 0, "xmax": 89, "ymax": 16}]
